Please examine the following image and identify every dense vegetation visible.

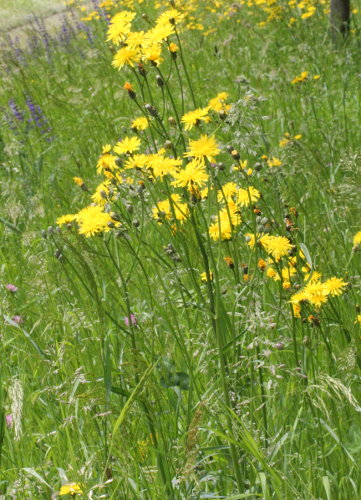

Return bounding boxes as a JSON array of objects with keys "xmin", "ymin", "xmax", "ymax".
[{"xmin": 1, "ymin": 0, "xmax": 361, "ymax": 497}]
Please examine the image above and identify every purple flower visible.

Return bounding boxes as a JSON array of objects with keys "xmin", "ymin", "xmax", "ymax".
[
  {"xmin": 5, "ymin": 284, "xmax": 18, "ymax": 293},
  {"xmin": 25, "ymin": 95, "xmax": 53, "ymax": 140},
  {"xmin": 124, "ymin": 314, "xmax": 137, "ymax": 327},
  {"xmin": 9, "ymin": 99, "xmax": 24, "ymax": 122},
  {"xmin": 12, "ymin": 315, "xmax": 24, "ymax": 324},
  {"xmin": 5, "ymin": 414, "xmax": 12, "ymax": 428}
]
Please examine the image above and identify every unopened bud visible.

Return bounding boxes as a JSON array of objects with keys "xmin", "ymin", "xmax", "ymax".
[
  {"xmin": 156, "ymin": 75, "xmax": 164, "ymax": 87},
  {"xmin": 145, "ymin": 104, "xmax": 158, "ymax": 117}
]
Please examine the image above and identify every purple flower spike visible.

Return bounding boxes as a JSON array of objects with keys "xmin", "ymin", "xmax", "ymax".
[
  {"xmin": 124, "ymin": 314, "xmax": 137, "ymax": 327},
  {"xmin": 5, "ymin": 284, "xmax": 18, "ymax": 293},
  {"xmin": 5, "ymin": 414, "xmax": 12, "ymax": 428}
]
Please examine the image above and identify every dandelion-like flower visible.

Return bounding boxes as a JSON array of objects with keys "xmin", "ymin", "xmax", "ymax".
[
  {"xmin": 201, "ymin": 271, "xmax": 213, "ymax": 282},
  {"xmin": 184, "ymin": 135, "xmax": 220, "ymax": 163},
  {"xmin": 262, "ymin": 235, "xmax": 293, "ymax": 260},
  {"xmin": 237, "ymin": 186, "xmax": 260, "ymax": 207},
  {"xmin": 112, "ymin": 47, "xmax": 141, "ymax": 69},
  {"xmin": 131, "ymin": 117, "xmax": 149, "ymax": 131},
  {"xmin": 291, "ymin": 71, "xmax": 308, "ymax": 84},
  {"xmin": 106, "ymin": 11, "xmax": 136, "ymax": 45},
  {"xmin": 181, "ymin": 107, "xmax": 210, "ymax": 131},
  {"xmin": 114, "ymin": 136, "xmax": 141, "ymax": 155},
  {"xmin": 208, "ymin": 92, "xmax": 230, "ymax": 113},
  {"xmin": 56, "ymin": 214, "xmax": 77, "ymax": 226},
  {"xmin": 323, "ymin": 277, "xmax": 348, "ymax": 296},
  {"xmin": 353, "ymin": 231, "xmax": 361, "ymax": 248},
  {"xmin": 76, "ymin": 205, "xmax": 115, "ymax": 237},
  {"xmin": 171, "ymin": 159, "xmax": 208, "ymax": 188},
  {"xmin": 59, "ymin": 483, "xmax": 83, "ymax": 496}
]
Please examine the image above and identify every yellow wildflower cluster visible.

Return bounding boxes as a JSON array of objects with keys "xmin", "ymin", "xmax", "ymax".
[
  {"xmin": 279, "ymin": 132, "xmax": 302, "ymax": 147},
  {"xmin": 241, "ymin": 0, "xmax": 327, "ymax": 26},
  {"xmin": 290, "ymin": 277, "xmax": 348, "ymax": 317}
]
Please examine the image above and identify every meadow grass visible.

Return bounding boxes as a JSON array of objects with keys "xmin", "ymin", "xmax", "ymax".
[{"xmin": 0, "ymin": 0, "xmax": 361, "ymax": 498}]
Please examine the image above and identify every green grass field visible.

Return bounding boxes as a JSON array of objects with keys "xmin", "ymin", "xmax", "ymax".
[{"xmin": 1, "ymin": 0, "xmax": 361, "ymax": 498}]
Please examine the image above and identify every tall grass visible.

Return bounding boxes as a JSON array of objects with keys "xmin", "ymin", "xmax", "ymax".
[{"xmin": 0, "ymin": 0, "xmax": 361, "ymax": 498}]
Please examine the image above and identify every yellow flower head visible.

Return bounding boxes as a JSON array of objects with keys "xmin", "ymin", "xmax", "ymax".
[
  {"xmin": 237, "ymin": 186, "xmax": 260, "ymax": 207},
  {"xmin": 168, "ymin": 42, "xmax": 179, "ymax": 53},
  {"xmin": 131, "ymin": 117, "xmax": 149, "ymax": 131},
  {"xmin": 267, "ymin": 157, "xmax": 282, "ymax": 168},
  {"xmin": 112, "ymin": 47, "xmax": 141, "ymax": 70},
  {"xmin": 148, "ymin": 154, "xmax": 182, "ymax": 179},
  {"xmin": 181, "ymin": 107, "xmax": 210, "ymax": 131},
  {"xmin": 261, "ymin": 235, "xmax": 293, "ymax": 260},
  {"xmin": 184, "ymin": 135, "xmax": 220, "ymax": 163},
  {"xmin": 201, "ymin": 271, "xmax": 213, "ymax": 282},
  {"xmin": 153, "ymin": 194, "xmax": 189, "ymax": 222},
  {"xmin": 106, "ymin": 10, "xmax": 136, "ymax": 45},
  {"xmin": 73, "ymin": 177, "xmax": 84, "ymax": 187},
  {"xmin": 114, "ymin": 136, "xmax": 141, "ymax": 155},
  {"xmin": 291, "ymin": 71, "xmax": 308, "ymax": 84},
  {"xmin": 217, "ymin": 182, "xmax": 238, "ymax": 203},
  {"xmin": 57, "ymin": 214, "xmax": 77, "ymax": 226},
  {"xmin": 76, "ymin": 205, "xmax": 115, "ymax": 237},
  {"xmin": 171, "ymin": 159, "xmax": 208, "ymax": 188},
  {"xmin": 208, "ymin": 92, "xmax": 230, "ymax": 113},
  {"xmin": 323, "ymin": 277, "xmax": 348, "ymax": 297},
  {"xmin": 353, "ymin": 231, "xmax": 361, "ymax": 248},
  {"xmin": 59, "ymin": 482, "xmax": 83, "ymax": 496},
  {"xmin": 142, "ymin": 43, "xmax": 163, "ymax": 65}
]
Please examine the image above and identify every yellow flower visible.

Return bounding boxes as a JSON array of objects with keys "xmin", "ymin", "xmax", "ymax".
[
  {"xmin": 72, "ymin": 177, "xmax": 84, "ymax": 188},
  {"xmin": 208, "ymin": 92, "xmax": 230, "ymax": 113},
  {"xmin": 148, "ymin": 154, "xmax": 182, "ymax": 179},
  {"xmin": 353, "ymin": 231, "xmax": 361, "ymax": 247},
  {"xmin": 59, "ymin": 482, "xmax": 83, "ymax": 496},
  {"xmin": 184, "ymin": 135, "xmax": 220, "ymax": 163},
  {"xmin": 262, "ymin": 235, "xmax": 293, "ymax": 260},
  {"xmin": 131, "ymin": 117, "xmax": 149, "ymax": 131},
  {"xmin": 323, "ymin": 277, "xmax": 348, "ymax": 297},
  {"xmin": 126, "ymin": 30, "xmax": 146, "ymax": 49},
  {"xmin": 106, "ymin": 11, "xmax": 136, "ymax": 45},
  {"xmin": 237, "ymin": 186, "xmax": 260, "ymax": 207},
  {"xmin": 142, "ymin": 43, "xmax": 163, "ymax": 65},
  {"xmin": 168, "ymin": 42, "xmax": 179, "ymax": 53},
  {"xmin": 356, "ymin": 315, "xmax": 361, "ymax": 324},
  {"xmin": 209, "ymin": 204, "xmax": 241, "ymax": 241},
  {"xmin": 145, "ymin": 23, "xmax": 174, "ymax": 47},
  {"xmin": 171, "ymin": 159, "xmax": 208, "ymax": 188},
  {"xmin": 267, "ymin": 157, "xmax": 282, "ymax": 168},
  {"xmin": 96, "ymin": 152, "xmax": 118, "ymax": 174},
  {"xmin": 91, "ymin": 181, "xmax": 114, "ymax": 206},
  {"xmin": 153, "ymin": 194, "xmax": 189, "ymax": 222},
  {"xmin": 156, "ymin": 9, "xmax": 185, "ymax": 27},
  {"xmin": 112, "ymin": 47, "xmax": 141, "ymax": 69},
  {"xmin": 57, "ymin": 214, "xmax": 77, "ymax": 225},
  {"xmin": 291, "ymin": 71, "xmax": 308, "ymax": 84},
  {"xmin": 217, "ymin": 182, "xmax": 238, "ymax": 202},
  {"xmin": 201, "ymin": 271, "xmax": 213, "ymax": 282},
  {"xmin": 181, "ymin": 107, "xmax": 210, "ymax": 130},
  {"xmin": 76, "ymin": 205, "xmax": 114, "ymax": 237},
  {"xmin": 114, "ymin": 136, "xmax": 141, "ymax": 155}
]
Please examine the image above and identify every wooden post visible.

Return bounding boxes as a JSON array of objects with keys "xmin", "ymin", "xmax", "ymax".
[{"xmin": 330, "ymin": 0, "xmax": 351, "ymax": 41}]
